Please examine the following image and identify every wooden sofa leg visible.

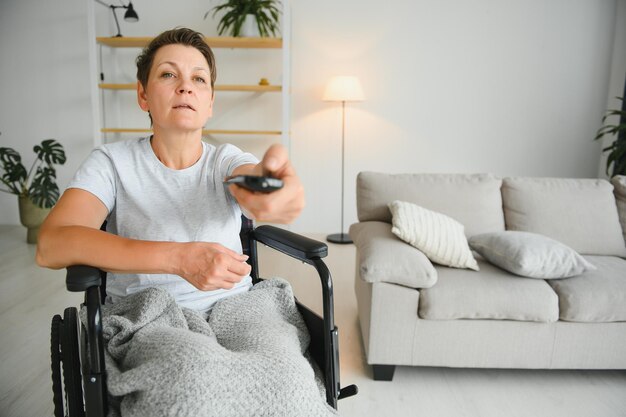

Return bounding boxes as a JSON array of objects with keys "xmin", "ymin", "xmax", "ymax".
[{"xmin": 372, "ymin": 364, "xmax": 396, "ymax": 381}]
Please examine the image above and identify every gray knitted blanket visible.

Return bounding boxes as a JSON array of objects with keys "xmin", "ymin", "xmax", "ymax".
[{"xmin": 85, "ymin": 278, "xmax": 338, "ymax": 417}]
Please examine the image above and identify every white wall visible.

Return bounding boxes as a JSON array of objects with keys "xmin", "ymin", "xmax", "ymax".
[
  {"xmin": 1, "ymin": 0, "xmax": 624, "ymax": 234},
  {"xmin": 290, "ymin": 0, "xmax": 621, "ymax": 233},
  {"xmin": 0, "ymin": 0, "xmax": 94, "ymax": 225},
  {"xmin": 599, "ymin": 0, "xmax": 626, "ymax": 178}
]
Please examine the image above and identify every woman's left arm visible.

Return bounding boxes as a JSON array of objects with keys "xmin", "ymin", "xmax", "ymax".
[{"xmin": 228, "ymin": 144, "xmax": 305, "ymax": 223}]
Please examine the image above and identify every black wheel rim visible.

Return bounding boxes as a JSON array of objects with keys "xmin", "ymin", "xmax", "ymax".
[
  {"xmin": 51, "ymin": 314, "xmax": 64, "ymax": 417},
  {"xmin": 62, "ymin": 307, "xmax": 85, "ymax": 417}
]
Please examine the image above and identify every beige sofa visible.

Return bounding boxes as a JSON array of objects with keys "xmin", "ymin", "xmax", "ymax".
[{"xmin": 350, "ymin": 172, "xmax": 626, "ymax": 381}]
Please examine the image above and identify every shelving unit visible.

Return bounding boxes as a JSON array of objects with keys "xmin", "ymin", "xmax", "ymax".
[
  {"xmin": 99, "ymin": 83, "xmax": 282, "ymax": 92},
  {"xmin": 94, "ymin": 33, "xmax": 290, "ymax": 149},
  {"xmin": 96, "ymin": 36, "xmax": 282, "ymax": 49}
]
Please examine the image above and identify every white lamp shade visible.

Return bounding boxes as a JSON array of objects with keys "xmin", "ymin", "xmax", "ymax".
[{"xmin": 322, "ymin": 76, "xmax": 365, "ymax": 102}]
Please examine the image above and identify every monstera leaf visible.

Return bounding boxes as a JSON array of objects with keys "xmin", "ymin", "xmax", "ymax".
[
  {"xmin": 29, "ymin": 166, "xmax": 60, "ymax": 208},
  {"xmin": 0, "ymin": 147, "xmax": 22, "ymax": 165},
  {"xmin": 0, "ymin": 147, "xmax": 27, "ymax": 194},
  {"xmin": 33, "ymin": 139, "xmax": 66, "ymax": 165}
]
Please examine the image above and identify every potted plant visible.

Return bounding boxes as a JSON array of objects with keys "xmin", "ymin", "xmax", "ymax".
[
  {"xmin": 205, "ymin": 0, "xmax": 281, "ymax": 38},
  {"xmin": 595, "ymin": 96, "xmax": 626, "ymax": 177},
  {"xmin": 0, "ymin": 138, "xmax": 66, "ymax": 243}
]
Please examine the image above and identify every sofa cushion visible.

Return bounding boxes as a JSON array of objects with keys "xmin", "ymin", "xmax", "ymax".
[
  {"xmin": 389, "ymin": 200, "xmax": 479, "ymax": 271},
  {"xmin": 356, "ymin": 172, "xmax": 505, "ymax": 237},
  {"xmin": 468, "ymin": 231, "xmax": 596, "ymax": 279},
  {"xmin": 611, "ymin": 175, "xmax": 626, "ymax": 244},
  {"xmin": 418, "ymin": 259, "xmax": 559, "ymax": 322},
  {"xmin": 502, "ymin": 177, "xmax": 626, "ymax": 257},
  {"xmin": 547, "ymin": 256, "xmax": 626, "ymax": 323},
  {"xmin": 349, "ymin": 221, "xmax": 438, "ymax": 289}
]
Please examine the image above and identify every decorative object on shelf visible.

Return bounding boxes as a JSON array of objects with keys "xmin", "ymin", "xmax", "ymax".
[
  {"xmin": 259, "ymin": 77, "xmax": 269, "ymax": 85},
  {"xmin": 0, "ymin": 138, "xmax": 66, "ymax": 243},
  {"xmin": 205, "ymin": 0, "xmax": 281, "ymax": 38},
  {"xmin": 241, "ymin": 14, "xmax": 260, "ymax": 37},
  {"xmin": 95, "ymin": 0, "xmax": 139, "ymax": 38},
  {"xmin": 595, "ymin": 94, "xmax": 626, "ymax": 177},
  {"xmin": 323, "ymin": 76, "xmax": 365, "ymax": 244}
]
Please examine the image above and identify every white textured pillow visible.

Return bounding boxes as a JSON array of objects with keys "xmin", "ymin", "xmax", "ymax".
[
  {"xmin": 389, "ymin": 200, "xmax": 479, "ymax": 271},
  {"xmin": 469, "ymin": 231, "xmax": 596, "ymax": 279}
]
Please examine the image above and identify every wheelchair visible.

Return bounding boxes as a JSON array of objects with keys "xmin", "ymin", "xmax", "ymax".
[{"xmin": 50, "ymin": 217, "xmax": 358, "ymax": 416}]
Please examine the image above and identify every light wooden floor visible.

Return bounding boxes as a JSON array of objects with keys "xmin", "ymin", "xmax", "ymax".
[{"xmin": 1, "ymin": 224, "xmax": 626, "ymax": 417}]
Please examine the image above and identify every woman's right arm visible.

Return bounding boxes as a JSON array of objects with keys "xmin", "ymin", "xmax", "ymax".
[{"xmin": 36, "ymin": 189, "xmax": 250, "ymax": 290}]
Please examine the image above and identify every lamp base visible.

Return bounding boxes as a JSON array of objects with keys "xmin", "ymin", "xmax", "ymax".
[{"xmin": 326, "ymin": 233, "xmax": 353, "ymax": 244}]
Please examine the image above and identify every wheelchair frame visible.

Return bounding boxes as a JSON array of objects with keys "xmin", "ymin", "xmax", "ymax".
[{"xmin": 50, "ymin": 219, "xmax": 357, "ymax": 416}]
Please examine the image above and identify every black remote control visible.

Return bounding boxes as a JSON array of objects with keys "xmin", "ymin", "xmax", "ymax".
[{"xmin": 224, "ymin": 175, "xmax": 284, "ymax": 193}]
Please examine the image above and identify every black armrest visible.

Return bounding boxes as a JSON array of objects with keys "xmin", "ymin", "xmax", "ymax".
[
  {"xmin": 66, "ymin": 265, "xmax": 102, "ymax": 292},
  {"xmin": 252, "ymin": 225, "xmax": 328, "ymax": 264}
]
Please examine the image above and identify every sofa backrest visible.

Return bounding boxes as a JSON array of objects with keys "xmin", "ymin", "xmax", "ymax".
[
  {"xmin": 356, "ymin": 172, "xmax": 505, "ymax": 237},
  {"xmin": 502, "ymin": 177, "xmax": 626, "ymax": 256},
  {"xmin": 611, "ymin": 175, "xmax": 626, "ymax": 245}
]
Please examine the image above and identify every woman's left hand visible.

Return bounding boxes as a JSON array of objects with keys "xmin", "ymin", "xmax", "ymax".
[{"xmin": 228, "ymin": 144, "xmax": 305, "ymax": 224}]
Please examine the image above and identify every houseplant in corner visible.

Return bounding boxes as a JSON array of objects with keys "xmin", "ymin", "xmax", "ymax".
[
  {"xmin": 0, "ymin": 138, "xmax": 66, "ymax": 243},
  {"xmin": 595, "ymin": 96, "xmax": 626, "ymax": 177},
  {"xmin": 205, "ymin": 0, "xmax": 281, "ymax": 37}
]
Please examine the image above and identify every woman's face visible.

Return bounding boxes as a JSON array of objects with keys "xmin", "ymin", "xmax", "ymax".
[{"xmin": 137, "ymin": 44, "xmax": 214, "ymax": 133}]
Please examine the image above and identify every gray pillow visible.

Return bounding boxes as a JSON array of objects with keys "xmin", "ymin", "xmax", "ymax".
[{"xmin": 468, "ymin": 231, "xmax": 596, "ymax": 279}]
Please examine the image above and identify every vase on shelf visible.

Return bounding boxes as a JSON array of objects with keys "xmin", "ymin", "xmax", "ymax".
[{"xmin": 241, "ymin": 14, "xmax": 260, "ymax": 37}]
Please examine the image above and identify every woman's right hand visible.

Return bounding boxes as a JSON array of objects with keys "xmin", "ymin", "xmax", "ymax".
[{"xmin": 174, "ymin": 242, "xmax": 252, "ymax": 291}]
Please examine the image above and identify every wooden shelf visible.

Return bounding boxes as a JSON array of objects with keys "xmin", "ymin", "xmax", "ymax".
[
  {"xmin": 99, "ymin": 83, "xmax": 135, "ymax": 90},
  {"xmin": 101, "ymin": 128, "xmax": 282, "ymax": 136},
  {"xmin": 96, "ymin": 36, "xmax": 282, "ymax": 49},
  {"xmin": 216, "ymin": 84, "xmax": 283, "ymax": 92},
  {"xmin": 99, "ymin": 83, "xmax": 282, "ymax": 92}
]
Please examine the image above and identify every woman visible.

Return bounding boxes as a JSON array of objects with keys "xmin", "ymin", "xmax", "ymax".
[{"xmin": 36, "ymin": 28, "xmax": 305, "ymax": 317}]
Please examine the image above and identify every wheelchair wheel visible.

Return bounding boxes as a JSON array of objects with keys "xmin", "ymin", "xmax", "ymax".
[
  {"xmin": 61, "ymin": 307, "xmax": 86, "ymax": 417},
  {"xmin": 51, "ymin": 314, "xmax": 64, "ymax": 417}
]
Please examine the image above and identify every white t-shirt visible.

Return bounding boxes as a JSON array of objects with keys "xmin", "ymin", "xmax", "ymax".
[{"xmin": 67, "ymin": 137, "xmax": 259, "ymax": 316}]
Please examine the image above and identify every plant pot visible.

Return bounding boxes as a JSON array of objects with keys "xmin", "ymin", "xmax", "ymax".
[
  {"xmin": 241, "ymin": 14, "xmax": 260, "ymax": 37},
  {"xmin": 18, "ymin": 196, "xmax": 50, "ymax": 244}
]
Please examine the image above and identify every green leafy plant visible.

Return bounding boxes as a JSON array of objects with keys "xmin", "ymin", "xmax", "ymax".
[
  {"xmin": 205, "ymin": 0, "xmax": 281, "ymax": 37},
  {"xmin": 0, "ymin": 138, "xmax": 66, "ymax": 208},
  {"xmin": 595, "ymin": 96, "xmax": 626, "ymax": 177}
]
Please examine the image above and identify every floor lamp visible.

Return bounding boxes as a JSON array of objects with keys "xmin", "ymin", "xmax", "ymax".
[{"xmin": 323, "ymin": 76, "xmax": 365, "ymax": 244}]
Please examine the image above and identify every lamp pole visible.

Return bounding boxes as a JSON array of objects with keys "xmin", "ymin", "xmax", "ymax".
[
  {"xmin": 322, "ymin": 75, "xmax": 364, "ymax": 244},
  {"xmin": 327, "ymin": 100, "xmax": 352, "ymax": 244},
  {"xmin": 110, "ymin": 4, "xmax": 123, "ymax": 37},
  {"xmin": 94, "ymin": 0, "xmax": 139, "ymax": 38}
]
